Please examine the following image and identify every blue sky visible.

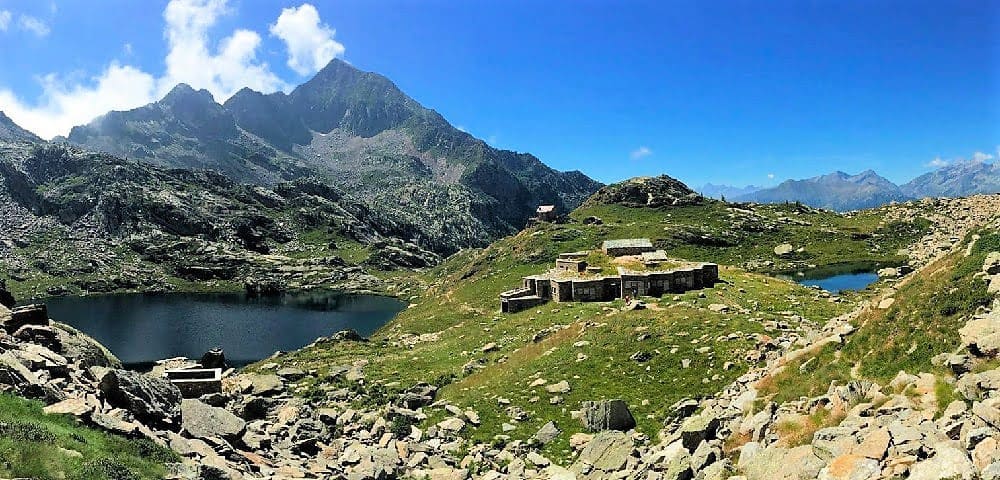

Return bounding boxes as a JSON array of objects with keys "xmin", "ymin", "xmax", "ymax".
[{"xmin": 0, "ymin": 0, "xmax": 997, "ymax": 187}]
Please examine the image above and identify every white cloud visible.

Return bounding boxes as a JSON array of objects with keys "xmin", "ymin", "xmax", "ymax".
[
  {"xmin": 926, "ymin": 156, "xmax": 950, "ymax": 168},
  {"xmin": 270, "ymin": 3, "xmax": 344, "ymax": 76},
  {"xmin": 767, "ymin": 173, "xmax": 775, "ymax": 179},
  {"xmin": 630, "ymin": 146, "xmax": 652, "ymax": 160},
  {"xmin": 1, "ymin": 0, "xmax": 333, "ymax": 139},
  {"xmin": 0, "ymin": 63, "xmax": 157, "ymax": 139},
  {"xmin": 0, "ymin": 10, "xmax": 11, "ymax": 31},
  {"xmin": 160, "ymin": 0, "xmax": 286, "ymax": 101},
  {"xmin": 18, "ymin": 15, "xmax": 50, "ymax": 37},
  {"xmin": 123, "ymin": 43, "xmax": 133, "ymax": 55},
  {"xmin": 971, "ymin": 151, "xmax": 994, "ymax": 163}
]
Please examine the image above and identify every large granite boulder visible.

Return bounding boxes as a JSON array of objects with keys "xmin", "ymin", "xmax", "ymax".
[
  {"xmin": 907, "ymin": 442, "xmax": 976, "ymax": 480},
  {"xmin": 678, "ymin": 411, "xmax": 721, "ymax": 452},
  {"xmin": 98, "ymin": 369, "xmax": 182, "ymax": 428},
  {"xmin": 581, "ymin": 399, "xmax": 637, "ymax": 432},
  {"xmin": 960, "ymin": 311, "xmax": 1000, "ymax": 358},
  {"xmin": 2, "ymin": 304, "xmax": 48, "ymax": 334},
  {"xmin": 0, "ymin": 351, "xmax": 43, "ymax": 396},
  {"xmin": 13, "ymin": 324, "xmax": 62, "ymax": 353},
  {"xmin": 738, "ymin": 444, "xmax": 824, "ymax": 480},
  {"xmin": 571, "ymin": 431, "xmax": 635, "ymax": 478},
  {"xmin": 181, "ymin": 399, "xmax": 246, "ymax": 442},
  {"xmin": 51, "ymin": 323, "xmax": 122, "ymax": 369}
]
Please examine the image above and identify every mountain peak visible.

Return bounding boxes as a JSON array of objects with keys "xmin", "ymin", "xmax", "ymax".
[
  {"xmin": 585, "ymin": 175, "xmax": 701, "ymax": 208},
  {"xmin": 0, "ymin": 110, "xmax": 41, "ymax": 143},
  {"xmin": 161, "ymin": 83, "xmax": 217, "ymax": 106}
]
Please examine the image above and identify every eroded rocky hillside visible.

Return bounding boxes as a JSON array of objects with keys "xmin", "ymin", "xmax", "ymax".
[
  {"xmin": 0, "ymin": 142, "xmax": 438, "ymax": 299},
  {"xmin": 62, "ymin": 59, "xmax": 603, "ymax": 254}
]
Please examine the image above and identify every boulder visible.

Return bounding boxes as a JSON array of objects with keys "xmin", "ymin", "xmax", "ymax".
[
  {"xmin": 98, "ymin": 369, "xmax": 182, "ymax": 428},
  {"xmin": 985, "ymin": 252, "xmax": 1000, "ymax": 275},
  {"xmin": 852, "ymin": 427, "xmax": 890, "ymax": 460},
  {"xmin": 678, "ymin": 411, "xmax": 721, "ymax": 452},
  {"xmin": 973, "ymin": 398, "xmax": 1000, "ymax": 429},
  {"xmin": 774, "ymin": 244, "xmax": 794, "ymax": 257},
  {"xmin": 288, "ymin": 418, "xmax": 327, "ymax": 455},
  {"xmin": 534, "ymin": 421, "xmax": 561, "ymax": 445},
  {"xmin": 180, "ymin": 399, "xmax": 246, "ymax": 442},
  {"xmin": 12, "ymin": 324, "xmax": 62, "ymax": 352},
  {"xmin": 276, "ymin": 367, "xmax": 307, "ymax": 381},
  {"xmin": 580, "ymin": 399, "xmax": 637, "ymax": 432},
  {"xmin": 658, "ymin": 441, "xmax": 694, "ymax": 480},
  {"xmin": 571, "ymin": 430, "xmax": 634, "ymax": 475},
  {"xmin": 199, "ymin": 348, "xmax": 226, "ymax": 369},
  {"xmin": 0, "ymin": 351, "xmax": 44, "ymax": 397},
  {"xmin": 818, "ymin": 454, "xmax": 879, "ymax": 480},
  {"xmin": 546, "ymin": 380, "xmax": 571, "ymax": 394},
  {"xmin": 738, "ymin": 445, "xmax": 824, "ymax": 480},
  {"xmin": 44, "ymin": 397, "xmax": 96, "ymax": 417},
  {"xmin": 398, "ymin": 383, "xmax": 437, "ymax": 409},
  {"xmin": 243, "ymin": 374, "xmax": 284, "ymax": 396},
  {"xmin": 908, "ymin": 442, "xmax": 976, "ymax": 480},
  {"xmin": 3, "ymin": 304, "xmax": 48, "ymax": 334},
  {"xmin": 959, "ymin": 312, "xmax": 1000, "ymax": 357},
  {"xmin": 811, "ymin": 426, "xmax": 857, "ymax": 461},
  {"xmin": 51, "ymin": 323, "xmax": 121, "ymax": 369}
]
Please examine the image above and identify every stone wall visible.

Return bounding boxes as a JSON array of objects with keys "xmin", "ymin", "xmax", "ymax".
[{"xmin": 502, "ymin": 263, "xmax": 719, "ymax": 312}]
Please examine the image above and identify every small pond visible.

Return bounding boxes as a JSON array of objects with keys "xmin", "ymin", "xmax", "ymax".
[
  {"xmin": 779, "ymin": 262, "xmax": 883, "ymax": 294},
  {"xmin": 795, "ymin": 271, "xmax": 879, "ymax": 294},
  {"xmin": 36, "ymin": 291, "xmax": 406, "ymax": 368}
]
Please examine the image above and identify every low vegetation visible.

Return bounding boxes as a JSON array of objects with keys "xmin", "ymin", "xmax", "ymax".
[
  {"xmin": 0, "ymin": 394, "xmax": 176, "ymax": 480},
  {"xmin": 759, "ymin": 228, "xmax": 998, "ymax": 405},
  {"xmin": 261, "ymin": 200, "xmax": 928, "ymax": 460}
]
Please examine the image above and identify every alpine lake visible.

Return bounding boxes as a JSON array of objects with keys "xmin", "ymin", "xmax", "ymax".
[{"xmin": 36, "ymin": 291, "xmax": 406, "ymax": 368}]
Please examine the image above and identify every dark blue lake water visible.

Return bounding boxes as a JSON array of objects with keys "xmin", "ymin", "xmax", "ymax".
[
  {"xmin": 39, "ymin": 292, "xmax": 405, "ymax": 367},
  {"xmin": 796, "ymin": 272, "xmax": 879, "ymax": 294}
]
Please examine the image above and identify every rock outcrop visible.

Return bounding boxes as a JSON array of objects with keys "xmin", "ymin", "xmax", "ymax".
[{"xmin": 98, "ymin": 369, "xmax": 183, "ymax": 428}]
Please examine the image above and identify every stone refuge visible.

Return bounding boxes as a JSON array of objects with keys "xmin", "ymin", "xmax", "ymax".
[
  {"xmin": 500, "ymin": 243, "xmax": 719, "ymax": 313},
  {"xmin": 601, "ymin": 238, "xmax": 654, "ymax": 257}
]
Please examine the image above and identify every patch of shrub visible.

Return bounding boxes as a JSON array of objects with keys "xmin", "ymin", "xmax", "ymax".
[
  {"xmin": 0, "ymin": 421, "xmax": 56, "ymax": 443},
  {"xmin": 78, "ymin": 458, "xmax": 139, "ymax": 480}
]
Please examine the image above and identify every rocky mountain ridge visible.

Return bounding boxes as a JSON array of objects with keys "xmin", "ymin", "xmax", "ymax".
[
  {"xmin": 0, "ymin": 142, "xmax": 438, "ymax": 298},
  {"xmin": 736, "ymin": 170, "xmax": 910, "ymax": 211},
  {"xmin": 731, "ymin": 163, "xmax": 1000, "ymax": 211},
  {"xmin": 58, "ymin": 59, "xmax": 603, "ymax": 254},
  {"xmin": 0, "ymin": 111, "xmax": 40, "ymax": 143},
  {"xmin": 901, "ymin": 160, "xmax": 1000, "ymax": 199}
]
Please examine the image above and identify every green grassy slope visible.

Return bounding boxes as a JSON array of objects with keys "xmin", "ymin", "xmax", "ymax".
[
  {"xmin": 263, "ymin": 200, "xmax": 927, "ymax": 462},
  {"xmin": 758, "ymin": 228, "xmax": 999, "ymax": 405},
  {"xmin": 0, "ymin": 394, "xmax": 176, "ymax": 480}
]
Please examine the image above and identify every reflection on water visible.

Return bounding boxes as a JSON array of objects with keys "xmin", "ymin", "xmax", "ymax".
[
  {"xmin": 796, "ymin": 271, "xmax": 879, "ymax": 294},
  {"xmin": 39, "ymin": 292, "xmax": 405, "ymax": 368}
]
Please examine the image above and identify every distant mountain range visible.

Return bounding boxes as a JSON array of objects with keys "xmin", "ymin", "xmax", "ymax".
[
  {"xmin": 711, "ymin": 162, "xmax": 999, "ymax": 211},
  {"xmin": 901, "ymin": 160, "xmax": 1000, "ymax": 198},
  {"xmin": 49, "ymin": 59, "xmax": 602, "ymax": 254},
  {"xmin": 698, "ymin": 183, "xmax": 762, "ymax": 200}
]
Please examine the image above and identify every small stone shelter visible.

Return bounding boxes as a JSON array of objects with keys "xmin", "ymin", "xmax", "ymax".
[
  {"xmin": 602, "ymin": 238, "xmax": 655, "ymax": 257},
  {"xmin": 536, "ymin": 205, "xmax": 557, "ymax": 222},
  {"xmin": 500, "ymin": 256, "xmax": 719, "ymax": 313}
]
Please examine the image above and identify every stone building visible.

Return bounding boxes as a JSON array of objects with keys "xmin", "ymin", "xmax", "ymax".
[
  {"xmin": 602, "ymin": 238, "xmax": 655, "ymax": 257},
  {"xmin": 536, "ymin": 205, "xmax": 557, "ymax": 222},
  {"xmin": 500, "ymin": 257, "xmax": 719, "ymax": 313}
]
